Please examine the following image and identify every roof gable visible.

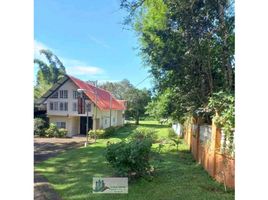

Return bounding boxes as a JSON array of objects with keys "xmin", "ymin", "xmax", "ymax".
[
  {"xmin": 38, "ymin": 74, "xmax": 126, "ymax": 111},
  {"xmin": 68, "ymin": 75, "xmax": 126, "ymax": 110}
]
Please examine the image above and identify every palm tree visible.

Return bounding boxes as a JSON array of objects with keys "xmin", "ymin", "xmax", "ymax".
[{"xmin": 34, "ymin": 49, "xmax": 66, "ymax": 99}]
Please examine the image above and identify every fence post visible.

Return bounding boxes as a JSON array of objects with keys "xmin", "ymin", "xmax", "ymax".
[
  {"xmin": 188, "ymin": 123, "xmax": 192, "ymax": 151},
  {"xmin": 211, "ymin": 116, "xmax": 221, "ymax": 177},
  {"xmin": 196, "ymin": 118, "xmax": 201, "ymax": 163}
]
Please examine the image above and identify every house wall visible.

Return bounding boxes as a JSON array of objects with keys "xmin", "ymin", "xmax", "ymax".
[
  {"xmin": 45, "ymin": 79, "xmax": 125, "ymax": 134},
  {"xmin": 92, "ymin": 109, "xmax": 124, "ymax": 129},
  {"xmin": 48, "ymin": 115, "xmax": 79, "ymax": 137},
  {"xmin": 45, "ymin": 79, "xmax": 94, "ymax": 117},
  {"xmin": 71, "ymin": 116, "xmax": 80, "ymax": 135},
  {"xmin": 116, "ymin": 110, "xmax": 124, "ymax": 126}
]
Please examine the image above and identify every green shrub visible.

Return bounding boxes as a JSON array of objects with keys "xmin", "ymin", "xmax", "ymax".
[
  {"xmin": 103, "ymin": 126, "xmax": 117, "ymax": 137},
  {"xmin": 88, "ymin": 129, "xmax": 105, "ymax": 141},
  {"xmin": 129, "ymin": 127, "xmax": 158, "ymax": 143},
  {"xmin": 34, "ymin": 118, "xmax": 48, "ymax": 137},
  {"xmin": 88, "ymin": 130, "xmax": 96, "ymax": 140},
  {"xmin": 57, "ymin": 128, "xmax": 68, "ymax": 138},
  {"xmin": 45, "ymin": 123, "xmax": 59, "ymax": 138},
  {"xmin": 106, "ymin": 138, "xmax": 153, "ymax": 179}
]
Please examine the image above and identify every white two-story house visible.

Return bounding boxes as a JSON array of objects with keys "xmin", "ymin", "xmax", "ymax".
[{"xmin": 38, "ymin": 75, "xmax": 126, "ymax": 137}]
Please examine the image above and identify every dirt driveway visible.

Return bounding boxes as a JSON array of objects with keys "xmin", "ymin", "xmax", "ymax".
[
  {"xmin": 34, "ymin": 136, "xmax": 87, "ymax": 200},
  {"xmin": 34, "ymin": 136, "xmax": 87, "ymax": 164}
]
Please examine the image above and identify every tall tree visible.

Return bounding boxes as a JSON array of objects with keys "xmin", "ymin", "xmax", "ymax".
[
  {"xmin": 99, "ymin": 79, "xmax": 133, "ymax": 100},
  {"xmin": 126, "ymin": 88, "xmax": 151, "ymax": 124},
  {"xmin": 99, "ymin": 80, "xmax": 151, "ymax": 124},
  {"xmin": 121, "ymin": 0, "xmax": 234, "ymax": 122},
  {"xmin": 145, "ymin": 88, "xmax": 173, "ymax": 120},
  {"xmin": 34, "ymin": 49, "xmax": 66, "ymax": 99}
]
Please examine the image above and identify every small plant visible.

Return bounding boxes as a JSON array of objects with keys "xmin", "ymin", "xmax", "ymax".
[
  {"xmin": 129, "ymin": 127, "xmax": 158, "ymax": 143},
  {"xmin": 88, "ymin": 129, "xmax": 105, "ymax": 142},
  {"xmin": 34, "ymin": 118, "xmax": 48, "ymax": 137},
  {"xmin": 157, "ymin": 138, "xmax": 168, "ymax": 153},
  {"xmin": 57, "ymin": 128, "xmax": 68, "ymax": 138},
  {"xmin": 168, "ymin": 128, "xmax": 182, "ymax": 151},
  {"xmin": 105, "ymin": 138, "xmax": 153, "ymax": 179},
  {"xmin": 45, "ymin": 123, "xmax": 59, "ymax": 138}
]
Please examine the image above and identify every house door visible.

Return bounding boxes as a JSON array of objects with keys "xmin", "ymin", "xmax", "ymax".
[{"xmin": 80, "ymin": 116, "xmax": 93, "ymax": 135}]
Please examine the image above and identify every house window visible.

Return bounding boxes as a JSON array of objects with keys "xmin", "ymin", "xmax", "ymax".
[
  {"xmin": 104, "ymin": 119, "xmax": 107, "ymax": 125},
  {"xmin": 86, "ymin": 103, "xmax": 91, "ymax": 112},
  {"xmin": 49, "ymin": 102, "xmax": 53, "ymax": 110},
  {"xmin": 60, "ymin": 102, "xmax": 64, "ymax": 111},
  {"xmin": 113, "ymin": 117, "xmax": 115, "ymax": 123},
  {"xmin": 54, "ymin": 102, "xmax": 58, "ymax": 110},
  {"xmin": 64, "ymin": 102, "xmax": 68, "ymax": 111},
  {"xmin": 73, "ymin": 102, "xmax": 77, "ymax": 111},
  {"xmin": 50, "ymin": 91, "xmax": 58, "ymax": 98},
  {"xmin": 60, "ymin": 90, "xmax": 68, "ymax": 98},
  {"xmin": 56, "ymin": 122, "xmax": 66, "ymax": 129},
  {"xmin": 73, "ymin": 90, "xmax": 78, "ymax": 99}
]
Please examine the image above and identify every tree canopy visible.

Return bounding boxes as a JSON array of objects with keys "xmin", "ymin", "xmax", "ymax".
[
  {"xmin": 121, "ymin": 0, "xmax": 235, "ymax": 123},
  {"xmin": 99, "ymin": 80, "xmax": 151, "ymax": 124},
  {"xmin": 34, "ymin": 49, "xmax": 66, "ymax": 99}
]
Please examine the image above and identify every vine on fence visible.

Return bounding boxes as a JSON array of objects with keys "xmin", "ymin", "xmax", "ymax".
[{"xmin": 208, "ymin": 91, "xmax": 235, "ymax": 156}]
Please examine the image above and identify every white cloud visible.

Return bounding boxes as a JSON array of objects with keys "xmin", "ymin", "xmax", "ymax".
[
  {"xmin": 67, "ymin": 66, "xmax": 104, "ymax": 75},
  {"xmin": 60, "ymin": 58, "xmax": 85, "ymax": 67},
  {"xmin": 34, "ymin": 40, "xmax": 107, "ymax": 78}
]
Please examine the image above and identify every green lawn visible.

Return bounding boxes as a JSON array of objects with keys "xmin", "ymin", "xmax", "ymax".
[{"xmin": 35, "ymin": 121, "xmax": 234, "ymax": 200}]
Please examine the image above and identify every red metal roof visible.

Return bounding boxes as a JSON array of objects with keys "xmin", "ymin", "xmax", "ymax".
[{"xmin": 68, "ymin": 75, "xmax": 126, "ymax": 111}]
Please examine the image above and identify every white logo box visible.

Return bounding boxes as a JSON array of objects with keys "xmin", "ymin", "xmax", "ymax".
[{"xmin": 93, "ymin": 177, "xmax": 128, "ymax": 193}]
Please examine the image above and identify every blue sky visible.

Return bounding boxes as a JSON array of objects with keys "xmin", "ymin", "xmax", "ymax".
[{"xmin": 34, "ymin": 0, "xmax": 152, "ymax": 89}]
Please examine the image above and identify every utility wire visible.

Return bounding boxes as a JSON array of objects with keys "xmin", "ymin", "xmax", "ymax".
[{"xmin": 134, "ymin": 75, "xmax": 151, "ymax": 88}]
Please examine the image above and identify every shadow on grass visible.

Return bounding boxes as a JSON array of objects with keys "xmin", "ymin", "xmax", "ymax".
[{"xmin": 36, "ymin": 123, "xmax": 235, "ymax": 200}]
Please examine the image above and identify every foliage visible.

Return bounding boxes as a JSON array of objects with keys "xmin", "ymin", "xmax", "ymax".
[
  {"xmin": 105, "ymin": 138, "xmax": 153, "ymax": 179},
  {"xmin": 121, "ymin": 0, "xmax": 235, "ymax": 123},
  {"xmin": 99, "ymin": 79, "xmax": 133, "ymax": 100},
  {"xmin": 36, "ymin": 121, "xmax": 234, "ymax": 199},
  {"xmin": 88, "ymin": 127, "xmax": 121, "ymax": 141},
  {"xmin": 104, "ymin": 126, "xmax": 117, "ymax": 137},
  {"xmin": 167, "ymin": 128, "xmax": 182, "ymax": 151},
  {"xmin": 34, "ymin": 49, "xmax": 66, "ymax": 99},
  {"xmin": 99, "ymin": 79, "xmax": 151, "ymax": 125},
  {"xmin": 88, "ymin": 129, "xmax": 105, "ymax": 141},
  {"xmin": 57, "ymin": 128, "xmax": 68, "ymax": 138},
  {"xmin": 43, "ymin": 123, "xmax": 67, "ymax": 138},
  {"xmin": 34, "ymin": 118, "xmax": 48, "ymax": 136},
  {"xmin": 129, "ymin": 127, "xmax": 158, "ymax": 143},
  {"xmin": 145, "ymin": 89, "xmax": 173, "ymax": 120},
  {"xmin": 45, "ymin": 123, "xmax": 59, "ymax": 138},
  {"xmin": 208, "ymin": 91, "xmax": 235, "ymax": 155},
  {"xmin": 125, "ymin": 88, "xmax": 151, "ymax": 125}
]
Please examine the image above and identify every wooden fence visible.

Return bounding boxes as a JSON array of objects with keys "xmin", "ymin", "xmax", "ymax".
[{"xmin": 183, "ymin": 118, "xmax": 235, "ymax": 188}]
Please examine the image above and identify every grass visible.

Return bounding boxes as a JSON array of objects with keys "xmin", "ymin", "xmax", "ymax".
[{"xmin": 35, "ymin": 121, "xmax": 234, "ymax": 200}]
